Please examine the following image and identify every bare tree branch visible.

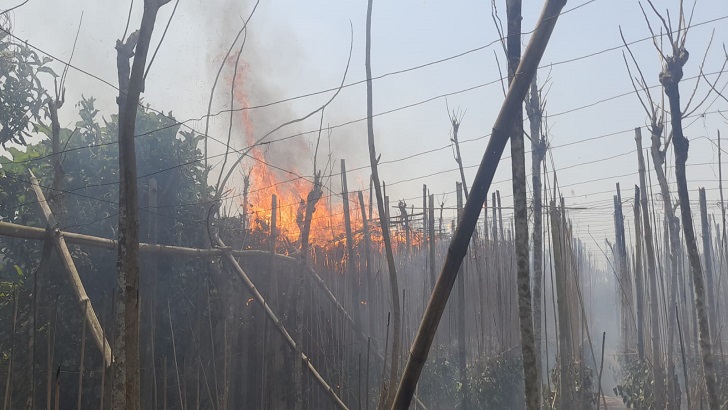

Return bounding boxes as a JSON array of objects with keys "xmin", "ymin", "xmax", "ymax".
[
  {"xmin": 202, "ymin": 0, "xmax": 260, "ymax": 173},
  {"xmin": 0, "ymin": 0, "xmax": 30, "ymax": 16},
  {"xmin": 143, "ymin": 0, "xmax": 180, "ymax": 80},
  {"xmin": 215, "ymin": 22, "xmax": 354, "ymax": 199},
  {"xmin": 682, "ymin": 29, "xmax": 716, "ymax": 116}
]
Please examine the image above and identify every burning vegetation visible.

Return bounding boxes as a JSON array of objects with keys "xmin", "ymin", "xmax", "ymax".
[{"xmin": 2, "ymin": 0, "xmax": 728, "ymax": 410}]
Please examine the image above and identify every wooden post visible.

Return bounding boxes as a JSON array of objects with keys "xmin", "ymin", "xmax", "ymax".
[
  {"xmin": 633, "ymin": 186, "xmax": 646, "ymax": 361},
  {"xmin": 423, "ymin": 185, "xmax": 428, "ymax": 247},
  {"xmin": 455, "ymin": 182, "xmax": 468, "ymax": 409},
  {"xmin": 613, "ymin": 187, "xmax": 630, "ymax": 356},
  {"xmin": 242, "ymin": 172, "xmax": 250, "ymax": 231},
  {"xmin": 635, "ymin": 128, "xmax": 664, "ymax": 407},
  {"xmin": 341, "ymin": 159, "xmax": 362, "ymax": 328},
  {"xmin": 369, "ymin": 176, "xmax": 373, "ymax": 221},
  {"xmin": 429, "ymin": 194, "xmax": 436, "ymax": 291},
  {"xmin": 497, "ymin": 190, "xmax": 504, "ymax": 241},
  {"xmin": 358, "ymin": 191, "xmax": 374, "ymax": 336},
  {"xmin": 385, "ymin": 195, "xmax": 390, "ymax": 234},
  {"xmin": 550, "ymin": 199, "xmax": 571, "ymax": 410},
  {"xmin": 699, "ymin": 188, "xmax": 717, "ymax": 335},
  {"xmin": 28, "ymin": 170, "xmax": 112, "ymax": 367},
  {"xmin": 261, "ymin": 194, "xmax": 278, "ymax": 407},
  {"xmin": 147, "ymin": 178, "xmax": 159, "ymax": 408}
]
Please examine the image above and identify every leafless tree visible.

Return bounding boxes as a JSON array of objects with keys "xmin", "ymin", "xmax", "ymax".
[
  {"xmin": 633, "ymin": 1, "xmax": 725, "ymax": 407},
  {"xmin": 113, "ymin": 1, "xmax": 171, "ymax": 408},
  {"xmin": 364, "ymin": 2, "xmax": 402, "ymax": 407}
]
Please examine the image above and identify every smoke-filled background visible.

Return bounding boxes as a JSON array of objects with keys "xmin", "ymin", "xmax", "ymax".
[{"xmin": 2, "ymin": 0, "xmax": 728, "ymax": 408}]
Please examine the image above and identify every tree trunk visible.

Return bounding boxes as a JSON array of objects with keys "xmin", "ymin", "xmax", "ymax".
[
  {"xmin": 526, "ymin": 77, "xmax": 546, "ymax": 393},
  {"xmin": 648, "ymin": 121, "xmax": 682, "ymax": 408},
  {"xmin": 113, "ymin": 2, "xmax": 169, "ymax": 408},
  {"xmin": 364, "ymin": 2, "xmax": 401, "ymax": 407},
  {"xmin": 662, "ymin": 53, "xmax": 719, "ymax": 409},
  {"xmin": 505, "ymin": 0, "xmax": 538, "ymax": 408},
  {"xmin": 295, "ymin": 179, "xmax": 323, "ymax": 410}
]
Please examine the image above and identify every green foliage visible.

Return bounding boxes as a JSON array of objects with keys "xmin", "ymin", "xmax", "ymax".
[
  {"xmin": 613, "ymin": 358, "xmax": 653, "ymax": 409},
  {"xmin": 0, "ymin": 27, "xmax": 56, "ymax": 146},
  {"xmin": 546, "ymin": 360, "xmax": 597, "ymax": 409},
  {"xmin": 469, "ymin": 351, "xmax": 525, "ymax": 409},
  {"xmin": 0, "ymin": 95, "xmax": 213, "ymax": 407},
  {"xmin": 417, "ymin": 345, "xmax": 525, "ymax": 409}
]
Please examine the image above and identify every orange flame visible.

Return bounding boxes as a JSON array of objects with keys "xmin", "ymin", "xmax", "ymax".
[{"xmin": 229, "ymin": 59, "xmax": 422, "ymax": 252}]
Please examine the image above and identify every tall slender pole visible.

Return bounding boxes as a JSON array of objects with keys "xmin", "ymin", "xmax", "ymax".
[
  {"xmin": 365, "ymin": 2, "xmax": 401, "ymax": 406},
  {"xmin": 635, "ymin": 128, "xmax": 664, "ymax": 406},
  {"xmin": 699, "ymin": 188, "xmax": 717, "ymax": 335},
  {"xmin": 391, "ymin": 1, "xmax": 569, "ymax": 406},
  {"xmin": 455, "ymin": 183, "xmax": 468, "ymax": 409},
  {"xmin": 429, "ymin": 194, "xmax": 436, "ymax": 291},
  {"xmin": 342, "ymin": 159, "xmax": 362, "ymax": 328}
]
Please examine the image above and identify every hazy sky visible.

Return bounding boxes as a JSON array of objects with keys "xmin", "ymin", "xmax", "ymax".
[{"xmin": 6, "ymin": 0, "xmax": 728, "ymax": 255}]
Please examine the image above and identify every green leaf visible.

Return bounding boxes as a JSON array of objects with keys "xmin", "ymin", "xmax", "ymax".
[{"xmin": 37, "ymin": 66, "xmax": 59, "ymax": 78}]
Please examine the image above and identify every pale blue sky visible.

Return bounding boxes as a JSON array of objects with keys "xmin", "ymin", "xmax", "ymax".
[{"xmin": 6, "ymin": 0, "xmax": 728, "ymax": 254}]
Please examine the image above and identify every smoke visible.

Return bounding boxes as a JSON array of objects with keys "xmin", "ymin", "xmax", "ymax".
[{"xmin": 190, "ymin": 0, "xmax": 334, "ymax": 197}]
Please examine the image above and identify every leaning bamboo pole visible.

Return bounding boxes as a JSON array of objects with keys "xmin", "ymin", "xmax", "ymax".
[
  {"xmin": 391, "ymin": 0, "xmax": 568, "ymax": 406},
  {"xmin": 214, "ymin": 234, "xmax": 348, "ymax": 410},
  {"xmin": 27, "ymin": 170, "xmax": 113, "ymax": 367}
]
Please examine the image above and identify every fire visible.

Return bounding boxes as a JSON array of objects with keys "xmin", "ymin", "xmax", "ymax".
[
  {"xmin": 229, "ymin": 59, "xmax": 423, "ymax": 252},
  {"xmin": 230, "ymin": 60, "xmax": 353, "ymax": 248}
]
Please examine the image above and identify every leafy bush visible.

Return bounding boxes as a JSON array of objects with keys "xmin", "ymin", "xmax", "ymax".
[
  {"xmin": 545, "ymin": 360, "xmax": 597, "ymax": 409},
  {"xmin": 613, "ymin": 358, "xmax": 654, "ymax": 409},
  {"xmin": 417, "ymin": 345, "xmax": 525, "ymax": 409}
]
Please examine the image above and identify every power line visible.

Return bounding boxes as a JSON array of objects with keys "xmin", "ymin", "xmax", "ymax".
[
  {"xmin": 5, "ymin": 7, "xmax": 725, "ymax": 168},
  {"xmin": 2, "ymin": 16, "xmax": 726, "ymax": 220}
]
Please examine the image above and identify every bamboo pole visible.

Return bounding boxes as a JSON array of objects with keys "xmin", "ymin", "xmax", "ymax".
[
  {"xmin": 551, "ymin": 200, "xmax": 571, "ymax": 409},
  {"xmin": 455, "ymin": 182, "xmax": 468, "ymax": 410},
  {"xmin": 633, "ymin": 186, "xmax": 646, "ymax": 361},
  {"xmin": 422, "ymin": 185, "xmax": 428, "ymax": 246},
  {"xmin": 391, "ymin": 0, "xmax": 568, "ymax": 405},
  {"xmin": 76, "ymin": 301, "xmax": 88, "ymax": 410},
  {"xmin": 635, "ymin": 128, "xmax": 664, "ymax": 406},
  {"xmin": 699, "ymin": 188, "xmax": 718, "ymax": 336},
  {"xmin": 27, "ymin": 170, "xmax": 112, "ymax": 367},
  {"xmin": 341, "ymin": 159, "xmax": 362, "ymax": 328},
  {"xmin": 428, "ymin": 194, "xmax": 436, "ymax": 291},
  {"xmin": 2, "ymin": 286, "xmax": 18, "ymax": 410}
]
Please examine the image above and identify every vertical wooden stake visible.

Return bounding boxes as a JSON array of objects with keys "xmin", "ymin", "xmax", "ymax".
[
  {"xmin": 341, "ymin": 159, "xmax": 361, "ymax": 328},
  {"xmin": 77, "ymin": 301, "xmax": 88, "ymax": 410},
  {"xmin": 428, "ymin": 194, "xmax": 436, "ymax": 291}
]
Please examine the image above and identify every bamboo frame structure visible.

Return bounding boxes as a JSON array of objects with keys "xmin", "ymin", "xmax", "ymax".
[
  {"xmin": 0, "ymin": 218, "xmax": 434, "ymax": 408},
  {"xmin": 27, "ymin": 170, "xmax": 113, "ymax": 367}
]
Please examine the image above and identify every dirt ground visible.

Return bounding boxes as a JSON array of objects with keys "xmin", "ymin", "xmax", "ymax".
[{"xmin": 602, "ymin": 396, "xmax": 628, "ymax": 409}]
